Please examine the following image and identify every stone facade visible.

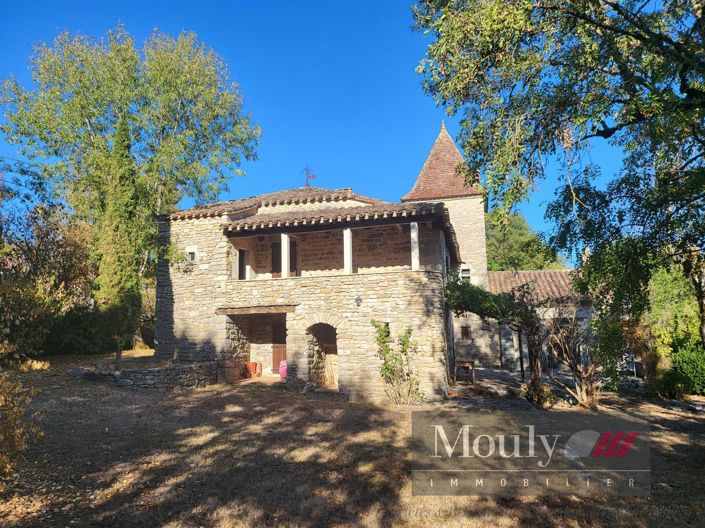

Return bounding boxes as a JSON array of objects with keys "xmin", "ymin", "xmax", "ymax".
[
  {"xmin": 155, "ymin": 208, "xmax": 452, "ymax": 402},
  {"xmin": 441, "ymin": 196, "xmax": 488, "ymax": 286}
]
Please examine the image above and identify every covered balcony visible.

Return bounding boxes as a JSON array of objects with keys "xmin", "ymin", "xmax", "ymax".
[{"xmin": 222, "ymin": 202, "xmax": 460, "ymax": 281}]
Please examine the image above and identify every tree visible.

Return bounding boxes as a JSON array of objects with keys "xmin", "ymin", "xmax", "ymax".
[
  {"xmin": 96, "ymin": 114, "xmax": 142, "ymax": 349},
  {"xmin": 414, "ymin": 1, "xmax": 705, "ymax": 348},
  {"xmin": 486, "ymin": 210, "xmax": 562, "ymax": 271},
  {"xmin": 445, "ymin": 275, "xmax": 550, "ymax": 405},
  {"xmin": 1, "ymin": 24, "xmax": 259, "ymax": 263},
  {"xmin": 545, "ymin": 310, "xmax": 600, "ymax": 409}
]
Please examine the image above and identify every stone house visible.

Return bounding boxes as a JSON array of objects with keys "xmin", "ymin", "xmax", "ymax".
[{"xmin": 154, "ymin": 123, "xmax": 577, "ymax": 401}]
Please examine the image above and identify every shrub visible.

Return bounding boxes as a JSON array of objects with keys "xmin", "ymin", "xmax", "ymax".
[
  {"xmin": 649, "ymin": 369, "xmax": 691, "ymax": 400},
  {"xmin": 672, "ymin": 345, "xmax": 705, "ymax": 395},
  {"xmin": 371, "ymin": 320, "xmax": 424, "ymax": 404},
  {"xmin": 0, "ymin": 369, "xmax": 41, "ymax": 477}
]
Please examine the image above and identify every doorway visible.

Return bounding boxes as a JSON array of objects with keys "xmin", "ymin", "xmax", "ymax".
[{"xmin": 271, "ymin": 322, "xmax": 287, "ymax": 374}]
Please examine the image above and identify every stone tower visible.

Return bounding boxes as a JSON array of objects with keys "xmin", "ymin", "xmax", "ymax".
[{"xmin": 402, "ymin": 122, "xmax": 487, "ymax": 286}]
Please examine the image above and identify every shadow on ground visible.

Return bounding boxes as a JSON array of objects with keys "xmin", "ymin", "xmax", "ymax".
[{"xmin": 1, "ymin": 356, "xmax": 704, "ymax": 527}]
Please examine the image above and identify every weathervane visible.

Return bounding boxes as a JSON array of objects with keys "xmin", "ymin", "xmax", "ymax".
[{"xmin": 303, "ymin": 165, "xmax": 316, "ymax": 187}]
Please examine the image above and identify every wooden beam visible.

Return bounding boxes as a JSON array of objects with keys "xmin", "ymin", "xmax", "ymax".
[{"xmin": 216, "ymin": 305, "xmax": 298, "ymax": 316}]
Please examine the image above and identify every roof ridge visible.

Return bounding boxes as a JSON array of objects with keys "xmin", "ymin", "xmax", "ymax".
[{"xmin": 169, "ymin": 185, "xmax": 388, "ymax": 221}]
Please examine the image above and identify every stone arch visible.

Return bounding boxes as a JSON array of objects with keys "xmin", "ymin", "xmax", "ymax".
[
  {"xmin": 301, "ymin": 312, "xmax": 344, "ymax": 332},
  {"xmin": 306, "ymin": 322, "xmax": 339, "ymax": 389}
]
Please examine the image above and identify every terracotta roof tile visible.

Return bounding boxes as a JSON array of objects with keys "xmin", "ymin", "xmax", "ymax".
[
  {"xmin": 168, "ymin": 187, "xmax": 386, "ymax": 220},
  {"xmin": 487, "ymin": 270, "xmax": 579, "ymax": 304},
  {"xmin": 402, "ymin": 122, "xmax": 482, "ymax": 202}
]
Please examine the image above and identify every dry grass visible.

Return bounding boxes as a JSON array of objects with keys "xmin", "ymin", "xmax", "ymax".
[{"xmin": 1, "ymin": 354, "xmax": 704, "ymax": 527}]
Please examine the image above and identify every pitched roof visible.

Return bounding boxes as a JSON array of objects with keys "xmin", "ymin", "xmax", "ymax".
[
  {"xmin": 402, "ymin": 122, "xmax": 482, "ymax": 202},
  {"xmin": 168, "ymin": 187, "xmax": 386, "ymax": 220},
  {"xmin": 487, "ymin": 270, "xmax": 579, "ymax": 304}
]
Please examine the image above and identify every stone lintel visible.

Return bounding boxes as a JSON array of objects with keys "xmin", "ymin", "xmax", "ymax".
[{"xmin": 216, "ymin": 304, "xmax": 298, "ymax": 316}]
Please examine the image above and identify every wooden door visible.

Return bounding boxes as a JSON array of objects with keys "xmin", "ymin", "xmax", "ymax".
[{"xmin": 271, "ymin": 323, "xmax": 287, "ymax": 373}]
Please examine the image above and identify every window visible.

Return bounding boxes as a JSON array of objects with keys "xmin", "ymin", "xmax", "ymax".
[
  {"xmin": 461, "ymin": 326, "xmax": 471, "ymax": 340},
  {"xmin": 187, "ymin": 251, "xmax": 197, "ymax": 262},
  {"xmin": 237, "ymin": 249, "xmax": 248, "ymax": 280},
  {"xmin": 460, "ymin": 268, "xmax": 472, "ymax": 282}
]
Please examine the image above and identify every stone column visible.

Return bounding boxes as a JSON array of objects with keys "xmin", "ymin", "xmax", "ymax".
[
  {"xmin": 281, "ymin": 232, "xmax": 290, "ymax": 278},
  {"xmin": 343, "ymin": 227, "xmax": 353, "ymax": 274},
  {"xmin": 410, "ymin": 221, "xmax": 420, "ymax": 271}
]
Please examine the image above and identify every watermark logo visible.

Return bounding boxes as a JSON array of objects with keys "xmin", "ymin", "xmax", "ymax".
[{"xmin": 411, "ymin": 411, "xmax": 650, "ymax": 496}]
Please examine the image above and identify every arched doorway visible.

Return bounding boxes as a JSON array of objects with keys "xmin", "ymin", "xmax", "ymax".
[{"xmin": 306, "ymin": 323, "xmax": 338, "ymax": 390}]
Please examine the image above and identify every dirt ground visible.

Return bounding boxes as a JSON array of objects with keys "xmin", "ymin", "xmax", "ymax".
[{"xmin": 1, "ymin": 353, "xmax": 704, "ymax": 528}]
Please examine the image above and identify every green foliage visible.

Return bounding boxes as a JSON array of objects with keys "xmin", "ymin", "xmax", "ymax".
[
  {"xmin": 486, "ymin": 210, "xmax": 562, "ymax": 271},
  {"xmin": 672, "ymin": 347, "xmax": 705, "ymax": 396},
  {"xmin": 591, "ymin": 317, "xmax": 625, "ymax": 391},
  {"xmin": 95, "ymin": 114, "xmax": 142, "ymax": 346},
  {"xmin": 649, "ymin": 369, "xmax": 692, "ymax": 401},
  {"xmin": 371, "ymin": 321, "xmax": 424, "ymax": 404},
  {"xmin": 0, "ymin": 205, "xmax": 95, "ymax": 358},
  {"xmin": 414, "ymin": 0, "xmax": 705, "ymax": 349},
  {"xmin": 1, "ymin": 25, "xmax": 259, "ymax": 222},
  {"xmin": 646, "ymin": 267, "xmax": 701, "ymax": 357}
]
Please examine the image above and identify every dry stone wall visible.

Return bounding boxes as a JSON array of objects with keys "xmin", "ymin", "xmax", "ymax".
[{"xmin": 82, "ymin": 362, "xmax": 218, "ymax": 389}]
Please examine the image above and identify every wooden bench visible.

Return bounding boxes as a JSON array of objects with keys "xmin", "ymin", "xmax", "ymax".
[{"xmin": 455, "ymin": 360, "xmax": 476, "ymax": 384}]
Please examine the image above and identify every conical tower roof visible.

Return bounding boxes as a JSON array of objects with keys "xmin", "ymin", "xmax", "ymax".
[{"xmin": 402, "ymin": 122, "xmax": 481, "ymax": 202}]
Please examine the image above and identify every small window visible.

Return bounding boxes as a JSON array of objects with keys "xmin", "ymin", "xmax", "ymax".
[
  {"xmin": 187, "ymin": 251, "xmax": 197, "ymax": 262},
  {"xmin": 460, "ymin": 268, "xmax": 472, "ymax": 282},
  {"xmin": 461, "ymin": 326, "xmax": 471, "ymax": 340},
  {"xmin": 237, "ymin": 249, "xmax": 248, "ymax": 280}
]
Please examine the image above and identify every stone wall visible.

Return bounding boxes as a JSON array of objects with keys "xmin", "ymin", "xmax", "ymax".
[
  {"xmin": 156, "ymin": 215, "xmax": 450, "ymax": 402},
  {"xmin": 440, "ymin": 196, "xmax": 487, "ymax": 286},
  {"xmin": 82, "ymin": 362, "xmax": 218, "ymax": 389}
]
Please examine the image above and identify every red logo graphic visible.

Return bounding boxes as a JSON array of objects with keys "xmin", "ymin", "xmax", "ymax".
[{"xmin": 591, "ymin": 431, "xmax": 638, "ymax": 458}]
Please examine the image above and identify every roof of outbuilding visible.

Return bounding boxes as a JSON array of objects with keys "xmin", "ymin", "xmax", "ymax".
[
  {"xmin": 402, "ymin": 122, "xmax": 482, "ymax": 202},
  {"xmin": 168, "ymin": 186, "xmax": 386, "ymax": 220},
  {"xmin": 487, "ymin": 270, "xmax": 579, "ymax": 304}
]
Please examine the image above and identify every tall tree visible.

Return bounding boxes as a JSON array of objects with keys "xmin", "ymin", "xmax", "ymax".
[
  {"xmin": 486, "ymin": 210, "xmax": 562, "ymax": 271},
  {"xmin": 1, "ymin": 24, "xmax": 259, "ymax": 255},
  {"xmin": 96, "ymin": 114, "xmax": 142, "ymax": 346},
  {"xmin": 414, "ymin": 1, "xmax": 705, "ymax": 347}
]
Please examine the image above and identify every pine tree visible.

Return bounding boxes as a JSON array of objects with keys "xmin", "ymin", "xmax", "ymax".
[{"xmin": 96, "ymin": 114, "xmax": 142, "ymax": 347}]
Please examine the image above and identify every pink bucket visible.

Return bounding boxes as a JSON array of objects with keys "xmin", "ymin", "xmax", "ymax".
[{"xmin": 279, "ymin": 360, "xmax": 287, "ymax": 382}]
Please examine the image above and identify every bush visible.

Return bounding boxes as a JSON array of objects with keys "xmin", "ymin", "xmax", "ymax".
[
  {"xmin": 371, "ymin": 320, "xmax": 424, "ymax": 404},
  {"xmin": 672, "ymin": 345, "xmax": 705, "ymax": 395},
  {"xmin": 649, "ymin": 369, "xmax": 692, "ymax": 400},
  {"xmin": 0, "ymin": 370, "xmax": 41, "ymax": 477}
]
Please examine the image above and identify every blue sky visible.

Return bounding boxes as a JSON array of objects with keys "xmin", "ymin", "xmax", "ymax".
[{"xmin": 0, "ymin": 0, "xmax": 622, "ymax": 238}]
